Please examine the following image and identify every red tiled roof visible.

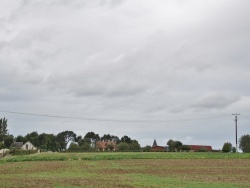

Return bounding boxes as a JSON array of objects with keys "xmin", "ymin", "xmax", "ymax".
[
  {"xmin": 189, "ymin": 145, "xmax": 212, "ymax": 151},
  {"xmin": 151, "ymin": 146, "xmax": 166, "ymax": 151},
  {"xmin": 96, "ymin": 141, "xmax": 116, "ymax": 149}
]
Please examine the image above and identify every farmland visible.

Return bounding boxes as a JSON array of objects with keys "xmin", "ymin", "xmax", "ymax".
[{"xmin": 0, "ymin": 152, "xmax": 250, "ymax": 187}]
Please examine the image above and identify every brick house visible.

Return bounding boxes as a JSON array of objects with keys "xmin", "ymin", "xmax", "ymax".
[
  {"xmin": 96, "ymin": 141, "xmax": 116, "ymax": 151},
  {"xmin": 151, "ymin": 139, "xmax": 166, "ymax": 152},
  {"xmin": 189, "ymin": 145, "xmax": 212, "ymax": 152}
]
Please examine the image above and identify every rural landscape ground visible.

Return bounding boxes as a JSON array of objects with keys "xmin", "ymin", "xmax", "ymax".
[{"xmin": 0, "ymin": 152, "xmax": 250, "ymax": 188}]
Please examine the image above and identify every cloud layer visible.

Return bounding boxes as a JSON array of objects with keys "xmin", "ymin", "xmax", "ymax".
[{"xmin": 1, "ymin": 0, "xmax": 250, "ymax": 149}]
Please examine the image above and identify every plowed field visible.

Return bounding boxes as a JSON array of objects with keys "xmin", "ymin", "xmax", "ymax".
[{"xmin": 0, "ymin": 157, "xmax": 250, "ymax": 187}]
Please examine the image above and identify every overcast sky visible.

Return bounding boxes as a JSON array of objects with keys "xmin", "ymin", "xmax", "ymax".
[{"xmin": 0, "ymin": 0, "xmax": 250, "ymax": 150}]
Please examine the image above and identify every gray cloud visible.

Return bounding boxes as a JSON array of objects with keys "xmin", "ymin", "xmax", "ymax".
[
  {"xmin": 0, "ymin": 0, "xmax": 250, "ymax": 149},
  {"xmin": 192, "ymin": 94, "xmax": 241, "ymax": 110}
]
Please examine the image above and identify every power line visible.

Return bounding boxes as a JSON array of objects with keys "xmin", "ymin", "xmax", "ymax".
[{"xmin": 0, "ymin": 109, "xmax": 229, "ymax": 123}]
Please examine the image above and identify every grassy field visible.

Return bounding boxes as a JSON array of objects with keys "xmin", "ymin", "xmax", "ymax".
[{"xmin": 0, "ymin": 152, "xmax": 250, "ymax": 187}]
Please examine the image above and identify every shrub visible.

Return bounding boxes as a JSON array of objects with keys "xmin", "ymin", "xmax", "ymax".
[
  {"xmin": 10, "ymin": 149, "xmax": 38, "ymax": 156},
  {"xmin": 222, "ymin": 142, "xmax": 232, "ymax": 153}
]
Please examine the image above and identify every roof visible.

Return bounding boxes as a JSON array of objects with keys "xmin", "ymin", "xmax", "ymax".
[
  {"xmin": 151, "ymin": 146, "xmax": 165, "ymax": 149},
  {"xmin": 152, "ymin": 139, "xmax": 157, "ymax": 147},
  {"xmin": 189, "ymin": 145, "xmax": 212, "ymax": 151},
  {"xmin": 96, "ymin": 141, "xmax": 116, "ymax": 149},
  {"xmin": 151, "ymin": 146, "xmax": 166, "ymax": 151},
  {"xmin": 11, "ymin": 142, "xmax": 23, "ymax": 148}
]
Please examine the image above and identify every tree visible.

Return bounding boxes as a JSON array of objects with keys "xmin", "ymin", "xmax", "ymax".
[
  {"xmin": 142, "ymin": 145, "xmax": 151, "ymax": 152},
  {"xmin": 25, "ymin": 131, "xmax": 39, "ymax": 147},
  {"xmin": 167, "ymin": 139, "xmax": 176, "ymax": 152},
  {"xmin": 84, "ymin": 132, "xmax": 100, "ymax": 148},
  {"xmin": 101, "ymin": 134, "xmax": 112, "ymax": 141},
  {"xmin": 15, "ymin": 135, "xmax": 27, "ymax": 143},
  {"xmin": 239, "ymin": 134, "xmax": 250, "ymax": 153},
  {"xmin": 130, "ymin": 140, "xmax": 141, "ymax": 151},
  {"xmin": 3, "ymin": 135, "xmax": 14, "ymax": 148},
  {"xmin": 75, "ymin": 135, "xmax": 82, "ymax": 143},
  {"xmin": 68, "ymin": 142, "xmax": 79, "ymax": 152},
  {"xmin": 56, "ymin": 131, "xmax": 76, "ymax": 150},
  {"xmin": 231, "ymin": 146, "xmax": 236, "ymax": 153},
  {"xmin": 117, "ymin": 142, "xmax": 129, "ymax": 151},
  {"xmin": 78, "ymin": 138, "xmax": 89, "ymax": 146},
  {"xmin": 0, "ymin": 118, "xmax": 8, "ymax": 141},
  {"xmin": 38, "ymin": 133, "xmax": 59, "ymax": 151},
  {"xmin": 175, "ymin": 141, "xmax": 183, "ymax": 152},
  {"xmin": 0, "ymin": 142, "xmax": 5, "ymax": 149},
  {"xmin": 84, "ymin": 132, "xmax": 100, "ymax": 141},
  {"xmin": 106, "ymin": 144, "xmax": 115, "ymax": 151},
  {"xmin": 181, "ymin": 145, "xmax": 191, "ymax": 152},
  {"xmin": 222, "ymin": 142, "xmax": 232, "ymax": 153},
  {"xmin": 121, "ymin": 135, "xmax": 132, "ymax": 144},
  {"xmin": 80, "ymin": 142, "xmax": 91, "ymax": 151},
  {"xmin": 111, "ymin": 135, "xmax": 120, "ymax": 143}
]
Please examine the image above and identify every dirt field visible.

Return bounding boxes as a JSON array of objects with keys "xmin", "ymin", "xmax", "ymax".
[{"xmin": 0, "ymin": 158, "xmax": 250, "ymax": 187}]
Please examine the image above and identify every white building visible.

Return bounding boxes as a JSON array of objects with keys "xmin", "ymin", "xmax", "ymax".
[{"xmin": 21, "ymin": 141, "xmax": 37, "ymax": 150}]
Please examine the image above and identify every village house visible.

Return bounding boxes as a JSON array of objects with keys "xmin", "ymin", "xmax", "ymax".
[
  {"xmin": 21, "ymin": 141, "xmax": 37, "ymax": 150},
  {"xmin": 10, "ymin": 142, "xmax": 23, "ymax": 149},
  {"xmin": 151, "ymin": 139, "xmax": 166, "ymax": 152},
  {"xmin": 96, "ymin": 141, "xmax": 116, "ymax": 151},
  {"xmin": 10, "ymin": 141, "xmax": 37, "ymax": 150}
]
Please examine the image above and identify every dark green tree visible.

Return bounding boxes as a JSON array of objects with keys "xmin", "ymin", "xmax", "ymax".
[
  {"xmin": 84, "ymin": 132, "xmax": 100, "ymax": 141},
  {"xmin": 68, "ymin": 142, "xmax": 79, "ymax": 152},
  {"xmin": 80, "ymin": 142, "xmax": 91, "ymax": 151},
  {"xmin": 0, "ymin": 142, "xmax": 4, "ymax": 149},
  {"xmin": 167, "ymin": 139, "xmax": 176, "ymax": 152},
  {"xmin": 181, "ymin": 145, "xmax": 191, "ymax": 152},
  {"xmin": 239, "ymin": 134, "xmax": 250, "ymax": 153},
  {"xmin": 75, "ymin": 135, "xmax": 82, "ymax": 143},
  {"xmin": 101, "ymin": 134, "xmax": 112, "ymax": 141},
  {"xmin": 117, "ymin": 142, "xmax": 129, "ymax": 151},
  {"xmin": 129, "ymin": 140, "xmax": 141, "ymax": 150},
  {"xmin": 15, "ymin": 135, "xmax": 27, "ymax": 143},
  {"xmin": 111, "ymin": 135, "xmax": 120, "ymax": 143},
  {"xmin": 56, "ymin": 131, "xmax": 76, "ymax": 150},
  {"xmin": 121, "ymin": 135, "xmax": 132, "ymax": 144},
  {"xmin": 3, "ymin": 135, "xmax": 14, "ymax": 148},
  {"xmin": 25, "ymin": 131, "xmax": 39, "ymax": 146},
  {"xmin": 175, "ymin": 141, "xmax": 183, "ymax": 152},
  {"xmin": 77, "ymin": 138, "xmax": 89, "ymax": 146},
  {"xmin": 222, "ymin": 142, "xmax": 232, "ymax": 153},
  {"xmin": 84, "ymin": 132, "xmax": 100, "ymax": 148},
  {"xmin": 0, "ymin": 118, "xmax": 8, "ymax": 141},
  {"xmin": 142, "ymin": 145, "xmax": 151, "ymax": 152}
]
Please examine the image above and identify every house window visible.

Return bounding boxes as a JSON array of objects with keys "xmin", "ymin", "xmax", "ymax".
[{"xmin": 26, "ymin": 144, "xmax": 28, "ymax": 150}]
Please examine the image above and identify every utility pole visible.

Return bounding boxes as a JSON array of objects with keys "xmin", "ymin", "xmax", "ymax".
[{"xmin": 232, "ymin": 113, "xmax": 240, "ymax": 153}]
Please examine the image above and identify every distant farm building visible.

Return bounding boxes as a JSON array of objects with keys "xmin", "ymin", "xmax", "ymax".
[
  {"xmin": 21, "ymin": 141, "xmax": 37, "ymax": 150},
  {"xmin": 151, "ymin": 139, "xmax": 166, "ymax": 152},
  {"xmin": 10, "ymin": 141, "xmax": 37, "ymax": 150},
  {"xmin": 189, "ymin": 145, "xmax": 212, "ymax": 152},
  {"xmin": 10, "ymin": 142, "xmax": 23, "ymax": 149},
  {"xmin": 96, "ymin": 141, "xmax": 116, "ymax": 151}
]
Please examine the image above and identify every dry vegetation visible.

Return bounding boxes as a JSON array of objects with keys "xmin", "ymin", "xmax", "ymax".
[{"xmin": 0, "ymin": 153, "xmax": 250, "ymax": 187}]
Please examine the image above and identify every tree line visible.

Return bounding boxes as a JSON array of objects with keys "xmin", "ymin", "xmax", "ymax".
[
  {"xmin": 1, "ymin": 117, "xmax": 250, "ymax": 152},
  {"xmin": 0, "ymin": 118, "xmax": 140, "ymax": 151}
]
